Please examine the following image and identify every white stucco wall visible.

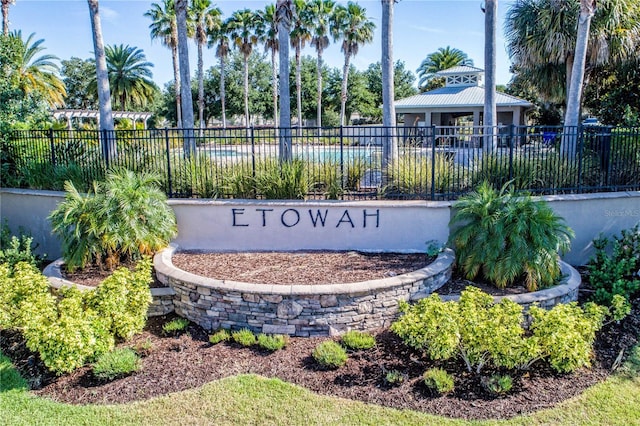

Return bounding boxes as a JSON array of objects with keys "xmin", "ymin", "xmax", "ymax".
[{"xmin": 2, "ymin": 188, "xmax": 639, "ymax": 265}]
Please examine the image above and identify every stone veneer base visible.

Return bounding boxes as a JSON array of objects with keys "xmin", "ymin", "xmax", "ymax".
[{"xmin": 153, "ymin": 245, "xmax": 455, "ymax": 336}]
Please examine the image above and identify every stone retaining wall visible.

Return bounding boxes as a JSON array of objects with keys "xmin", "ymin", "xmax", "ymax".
[{"xmin": 154, "ymin": 245, "xmax": 455, "ymax": 336}]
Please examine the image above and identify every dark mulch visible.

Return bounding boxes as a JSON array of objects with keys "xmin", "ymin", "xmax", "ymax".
[
  {"xmin": 2, "ymin": 293, "xmax": 640, "ymax": 421},
  {"xmin": 62, "ymin": 261, "xmax": 165, "ymax": 288}
]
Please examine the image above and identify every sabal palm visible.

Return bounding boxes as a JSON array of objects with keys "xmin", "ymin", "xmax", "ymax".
[
  {"xmin": 2, "ymin": 0, "xmax": 14, "ymax": 35},
  {"xmin": 381, "ymin": 0, "xmax": 397, "ymax": 165},
  {"xmin": 306, "ymin": 0, "xmax": 336, "ymax": 128},
  {"xmin": 332, "ymin": 1, "xmax": 374, "ymax": 126},
  {"xmin": 101, "ymin": 44, "xmax": 155, "ymax": 110},
  {"xmin": 505, "ymin": 0, "xmax": 640, "ymax": 103},
  {"xmin": 145, "ymin": 0, "xmax": 182, "ymax": 127},
  {"xmin": 207, "ymin": 21, "xmax": 230, "ymax": 128},
  {"xmin": 9, "ymin": 30, "xmax": 66, "ymax": 107},
  {"xmin": 290, "ymin": 0, "xmax": 311, "ymax": 128},
  {"xmin": 192, "ymin": 0, "xmax": 221, "ymax": 132},
  {"xmin": 227, "ymin": 9, "xmax": 262, "ymax": 127},
  {"xmin": 416, "ymin": 46, "xmax": 473, "ymax": 90},
  {"xmin": 259, "ymin": 4, "xmax": 279, "ymax": 124}
]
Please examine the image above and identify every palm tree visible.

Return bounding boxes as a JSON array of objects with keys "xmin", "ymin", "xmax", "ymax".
[
  {"xmin": 563, "ymin": 0, "xmax": 596, "ymax": 157},
  {"xmin": 277, "ymin": 0, "xmax": 293, "ymax": 161},
  {"xmin": 191, "ymin": 0, "xmax": 221, "ymax": 133},
  {"xmin": 98, "ymin": 44, "xmax": 155, "ymax": 110},
  {"xmin": 227, "ymin": 9, "xmax": 262, "ymax": 127},
  {"xmin": 306, "ymin": 0, "xmax": 336, "ymax": 128},
  {"xmin": 416, "ymin": 46, "xmax": 473, "ymax": 91},
  {"xmin": 290, "ymin": 0, "xmax": 311, "ymax": 129},
  {"xmin": 505, "ymin": 0, "xmax": 640, "ymax": 104},
  {"xmin": 207, "ymin": 20, "xmax": 230, "ymax": 129},
  {"xmin": 2, "ymin": 0, "xmax": 14, "ymax": 35},
  {"xmin": 332, "ymin": 2, "xmax": 375, "ymax": 126},
  {"xmin": 381, "ymin": 0, "xmax": 397, "ymax": 166},
  {"xmin": 258, "ymin": 4, "xmax": 279, "ymax": 126},
  {"xmin": 9, "ymin": 31, "xmax": 66, "ymax": 107},
  {"xmin": 483, "ymin": 0, "xmax": 497, "ymax": 152},
  {"xmin": 145, "ymin": 0, "xmax": 182, "ymax": 127},
  {"xmin": 176, "ymin": 0, "xmax": 195, "ymax": 154},
  {"xmin": 87, "ymin": 0, "xmax": 115, "ymax": 160}
]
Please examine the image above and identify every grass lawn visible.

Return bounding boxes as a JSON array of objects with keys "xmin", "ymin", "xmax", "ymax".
[{"xmin": 2, "ymin": 351, "xmax": 639, "ymax": 426}]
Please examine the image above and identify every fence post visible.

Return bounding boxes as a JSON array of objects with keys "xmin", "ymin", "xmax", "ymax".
[
  {"xmin": 250, "ymin": 127, "xmax": 256, "ymax": 195},
  {"xmin": 164, "ymin": 128, "xmax": 172, "ymax": 197},
  {"xmin": 508, "ymin": 124, "xmax": 514, "ymax": 181},
  {"xmin": 48, "ymin": 128, "xmax": 56, "ymax": 166},
  {"xmin": 101, "ymin": 129, "xmax": 110, "ymax": 170},
  {"xmin": 577, "ymin": 125, "xmax": 584, "ymax": 192},
  {"xmin": 340, "ymin": 126, "xmax": 345, "ymax": 193},
  {"xmin": 431, "ymin": 125, "xmax": 436, "ymax": 200}
]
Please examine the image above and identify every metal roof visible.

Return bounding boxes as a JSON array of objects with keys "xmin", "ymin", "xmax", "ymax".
[
  {"xmin": 435, "ymin": 65, "xmax": 484, "ymax": 76},
  {"xmin": 394, "ymin": 86, "xmax": 532, "ymax": 110}
]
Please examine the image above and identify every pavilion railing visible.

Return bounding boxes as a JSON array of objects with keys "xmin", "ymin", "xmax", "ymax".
[{"xmin": 3, "ymin": 125, "xmax": 639, "ymax": 200}]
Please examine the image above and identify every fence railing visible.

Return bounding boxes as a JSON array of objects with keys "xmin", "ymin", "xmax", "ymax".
[{"xmin": 3, "ymin": 125, "xmax": 640, "ymax": 200}]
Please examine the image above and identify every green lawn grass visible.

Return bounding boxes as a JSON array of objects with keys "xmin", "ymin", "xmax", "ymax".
[{"xmin": 1, "ymin": 351, "xmax": 639, "ymax": 426}]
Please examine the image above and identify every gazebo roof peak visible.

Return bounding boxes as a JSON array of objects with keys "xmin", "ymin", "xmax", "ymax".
[{"xmin": 435, "ymin": 65, "xmax": 484, "ymax": 76}]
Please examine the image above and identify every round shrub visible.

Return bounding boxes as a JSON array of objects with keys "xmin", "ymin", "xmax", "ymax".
[
  {"xmin": 341, "ymin": 330, "xmax": 376, "ymax": 350},
  {"xmin": 257, "ymin": 333, "xmax": 288, "ymax": 351},
  {"xmin": 209, "ymin": 329, "xmax": 231, "ymax": 345},
  {"xmin": 384, "ymin": 369, "xmax": 406, "ymax": 386},
  {"xmin": 483, "ymin": 374, "xmax": 513, "ymax": 395},
  {"xmin": 93, "ymin": 348, "xmax": 141, "ymax": 381},
  {"xmin": 312, "ymin": 341, "xmax": 348, "ymax": 369},
  {"xmin": 423, "ymin": 368, "xmax": 454, "ymax": 394},
  {"xmin": 232, "ymin": 328, "xmax": 257, "ymax": 347}
]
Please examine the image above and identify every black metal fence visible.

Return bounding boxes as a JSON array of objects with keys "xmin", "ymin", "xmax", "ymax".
[{"xmin": 3, "ymin": 125, "xmax": 640, "ymax": 200}]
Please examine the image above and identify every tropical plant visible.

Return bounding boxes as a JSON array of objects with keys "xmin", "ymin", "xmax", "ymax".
[
  {"xmin": 305, "ymin": 0, "xmax": 336, "ymax": 128},
  {"xmin": 423, "ymin": 368, "xmax": 454, "ymax": 394},
  {"xmin": 93, "ymin": 44, "xmax": 156, "ymax": 110},
  {"xmin": 92, "ymin": 348, "xmax": 141, "ymax": 381},
  {"xmin": 483, "ymin": 0, "xmax": 497, "ymax": 152},
  {"xmin": 49, "ymin": 169, "xmax": 177, "ymax": 272},
  {"xmin": 87, "ymin": 0, "xmax": 116, "ymax": 159},
  {"xmin": 312, "ymin": 340, "xmax": 347, "ymax": 369},
  {"xmin": 227, "ymin": 9, "xmax": 262, "ymax": 127},
  {"xmin": 331, "ymin": 1, "xmax": 375, "ymax": 126},
  {"xmin": 448, "ymin": 182, "xmax": 574, "ymax": 290},
  {"xmin": 145, "ymin": 0, "xmax": 182, "ymax": 127},
  {"xmin": 191, "ymin": 0, "xmax": 221, "ymax": 133},
  {"xmin": 7, "ymin": 31, "xmax": 65, "ymax": 107},
  {"xmin": 380, "ymin": 0, "xmax": 397, "ymax": 165},
  {"xmin": 276, "ymin": 0, "xmax": 293, "ymax": 161},
  {"xmin": 416, "ymin": 46, "xmax": 473, "ymax": 91}
]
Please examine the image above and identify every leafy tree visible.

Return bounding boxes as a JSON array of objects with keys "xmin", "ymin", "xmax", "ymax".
[
  {"xmin": 364, "ymin": 60, "xmax": 417, "ymax": 122},
  {"xmin": 258, "ymin": 3, "xmax": 279, "ymax": 124},
  {"xmin": 584, "ymin": 61, "xmax": 640, "ymax": 126},
  {"xmin": 227, "ymin": 8, "xmax": 262, "ymax": 127},
  {"xmin": 9, "ymin": 31, "xmax": 65, "ymax": 107},
  {"xmin": 325, "ymin": 65, "xmax": 375, "ymax": 124},
  {"xmin": 416, "ymin": 46, "xmax": 473, "ymax": 91},
  {"xmin": 331, "ymin": 1, "xmax": 375, "ymax": 126},
  {"xmin": 288, "ymin": 55, "xmax": 330, "ymax": 121},
  {"xmin": 61, "ymin": 57, "xmax": 98, "ymax": 109}
]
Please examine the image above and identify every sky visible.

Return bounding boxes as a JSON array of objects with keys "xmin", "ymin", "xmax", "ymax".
[{"xmin": 9, "ymin": 0, "xmax": 517, "ymax": 89}]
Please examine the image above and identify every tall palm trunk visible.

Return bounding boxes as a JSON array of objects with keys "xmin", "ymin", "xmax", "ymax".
[
  {"xmin": 271, "ymin": 49, "xmax": 278, "ymax": 126},
  {"xmin": 197, "ymin": 40, "xmax": 205, "ymax": 134},
  {"xmin": 295, "ymin": 41, "xmax": 303, "ymax": 129},
  {"xmin": 339, "ymin": 55, "xmax": 351, "ymax": 126},
  {"xmin": 220, "ymin": 56, "xmax": 227, "ymax": 129},
  {"xmin": 563, "ymin": 0, "xmax": 595, "ymax": 157},
  {"xmin": 171, "ymin": 39, "xmax": 182, "ymax": 128},
  {"xmin": 2, "ymin": 0, "xmax": 11, "ymax": 36},
  {"xmin": 483, "ymin": 0, "xmax": 497, "ymax": 152},
  {"xmin": 381, "ymin": 0, "xmax": 397, "ymax": 167},
  {"xmin": 176, "ymin": 0, "xmax": 195, "ymax": 155},
  {"xmin": 87, "ymin": 0, "xmax": 116, "ymax": 160},
  {"xmin": 316, "ymin": 52, "xmax": 323, "ymax": 129},
  {"xmin": 243, "ymin": 54, "xmax": 250, "ymax": 127},
  {"xmin": 277, "ymin": 0, "xmax": 292, "ymax": 162}
]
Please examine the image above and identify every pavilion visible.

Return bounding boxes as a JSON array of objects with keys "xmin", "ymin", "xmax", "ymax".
[{"xmin": 52, "ymin": 109, "xmax": 153, "ymax": 130}]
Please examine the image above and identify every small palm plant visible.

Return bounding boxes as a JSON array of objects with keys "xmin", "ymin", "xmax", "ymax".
[
  {"xmin": 449, "ymin": 181, "xmax": 573, "ymax": 291},
  {"xmin": 49, "ymin": 169, "xmax": 177, "ymax": 271}
]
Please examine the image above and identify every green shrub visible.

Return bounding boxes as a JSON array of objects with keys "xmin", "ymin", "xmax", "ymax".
[
  {"xmin": 586, "ymin": 225, "xmax": 640, "ymax": 306},
  {"xmin": 232, "ymin": 328, "xmax": 257, "ymax": 347},
  {"xmin": 423, "ymin": 368, "xmax": 454, "ymax": 394},
  {"xmin": 483, "ymin": 374, "xmax": 513, "ymax": 395},
  {"xmin": 49, "ymin": 169, "xmax": 177, "ymax": 272},
  {"xmin": 92, "ymin": 348, "xmax": 141, "ymax": 381},
  {"xmin": 89, "ymin": 258, "xmax": 153, "ymax": 339},
  {"xmin": 0, "ymin": 222, "xmax": 43, "ymax": 270},
  {"xmin": 609, "ymin": 294, "xmax": 632, "ymax": 322},
  {"xmin": 312, "ymin": 341, "xmax": 348, "ymax": 369},
  {"xmin": 209, "ymin": 329, "xmax": 231, "ymax": 345},
  {"xmin": 384, "ymin": 369, "xmax": 406, "ymax": 386},
  {"xmin": 449, "ymin": 181, "xmax": 574, "ymax": 290},
  {"xmin": 0, "ymin": 262, "xmax": 55, "ymax": 330},
  {"xmin": 341, "ymin": 330, "xmax": 376, "ymax": 351},
  {"xmin": 257, "ymin": 333, "xmax": 288, "ymax": 351},
  {"xmin": 162, "ymin": 318, "xmax": 190, "ymax": 336},
  {"xmin": 529, "ymin": 302, "xmax": 607, "ymax": 373}
]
